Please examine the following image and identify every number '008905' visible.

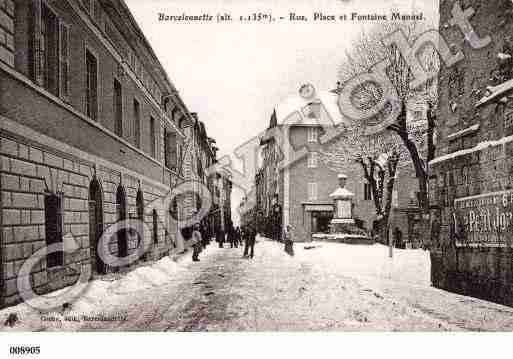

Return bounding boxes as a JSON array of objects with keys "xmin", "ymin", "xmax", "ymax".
[{"xmin": 9, "ymin": 346, "xmax": 41, "ymax": 355}]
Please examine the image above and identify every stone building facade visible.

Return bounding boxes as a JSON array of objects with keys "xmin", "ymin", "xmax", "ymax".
[
  {"xmin": 179, "ymin": 114, "xmax": 224, "ymax": 238},
  {"xmin": 0, "ymin": 0, "xmax": 210, "ymax": 308},
  {"xmin": 430, "ymin": 0, "xmax": 513, "ymax": 305},
  {"xmin": 255, "ymin": 86, "xmax": 423, "ymax": 243}
]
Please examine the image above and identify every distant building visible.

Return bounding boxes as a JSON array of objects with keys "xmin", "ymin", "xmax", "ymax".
[
  {"xmin": 430, "ymin": 0, "xmax": 513, "ymax": 306},
  {"xmin": 255, "ymin": 110, "xmax": 283, "ymax": 237},
  {"xmin": 239, "ymin": 190, "xmax": 257, "ymax": 229},
  {"xmin": 180, "ymin": 114, "xmax": 220, "ymax": 239}
]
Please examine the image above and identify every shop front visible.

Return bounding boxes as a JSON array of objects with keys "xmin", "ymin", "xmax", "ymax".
[{"xmin": 303, "ymin": 204, "xmax": 334, "ymax": 237}]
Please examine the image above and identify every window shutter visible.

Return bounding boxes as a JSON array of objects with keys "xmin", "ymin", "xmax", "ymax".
[
  {"xmin": 93, "ymin": 0, "xmax": 102, "ymax": 25},
  {"xmin": 308, "ymin": 183, "xmax": 317, "ymax": 201},
  {"xmin": 164, "ymin": 128, "xmax": 169, "ymax": 167},
  {"xmin": 115, "ymin": 202, "xmax": 121, "ymax": 220},
  {"xmin": 59, "ymin": 22, "xmax": 70, "ymax": 100},
  {"xmin": 45, "ymin": 195, "xmax": 60, "ymax": 244},
  {"xmin": 82, "ymin": 0, "xmax": 91, "ymax": 13},
  {"xmin": 45, "ymin": 194, "xmax": 63, "ymax": 267},
  {"xmin": 31, "ymin": 0, "xmax": 43, "ymax": 85}
]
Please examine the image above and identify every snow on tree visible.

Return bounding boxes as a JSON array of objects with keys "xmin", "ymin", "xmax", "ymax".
[
  {"xmin": 328, "ymin": 14, "xmax": 439, "ymax": 217},
  {"xmin": 317, "ymin": 14, "xmax": 439, "ymax": 240}
]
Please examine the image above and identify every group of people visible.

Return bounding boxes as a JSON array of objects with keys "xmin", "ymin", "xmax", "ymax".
[
  {"xmin": 191, "ymin": 223, "xmax": 296, "ymax": 262},
  {"xmin": 219, "ymin": 224, "xmax": 257, "ymax": 259},
  {"xmin": 191, "ymin": 223, "xmax": 259, "ymax": 261},
  {"xmin": 216, "ymin": 225, "xmax": 243, "ymax": 248}
]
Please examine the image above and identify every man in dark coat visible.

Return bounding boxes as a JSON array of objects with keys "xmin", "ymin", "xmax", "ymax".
[
  {"xmin": 200, "ymin": 223, "xmax": 208, "ymax": 249},
  {"xmin": 191, "ymin": 224, "xmax": 202, "ymax": 262},
  {"xmin": 216, "ymin": 227, "xmax": 225, "ymax": 248},
  {"xmin": 243, "ymin": 225, "xmax": 256, "ymax": 259},
  {"xmin": 235, "ymin": 226, "xmax": 242, "ymax": 247},
  {"xmin": 283, "ymin": 224, "xmax": 294, "ymax": 256},
  {"xmin": 228, "ymin": 225, "xmax": 238, "ymax": 248}
]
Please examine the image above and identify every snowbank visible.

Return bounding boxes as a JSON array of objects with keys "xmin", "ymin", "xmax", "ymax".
[
  {"xmin": 0, "ymin": 251, "xmax": 195, "ymax": 332},
  {"xmin": 296, "ymin": 242, "xmax": 431, "ymax": 286}
]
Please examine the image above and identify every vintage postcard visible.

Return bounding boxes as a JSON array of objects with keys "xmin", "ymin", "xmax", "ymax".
[{"xmin": 1, "ymin": 0, "xmax": 513, "ymax": 356}]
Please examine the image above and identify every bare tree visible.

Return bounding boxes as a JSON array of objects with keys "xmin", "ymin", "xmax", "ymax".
[
  {"xmin": 320, "ymin": 120, "xmax": 404, "ymax": 240},
  {"xmin": 337, "ymin": 16, "xmax": 440, "ymax": 212}
]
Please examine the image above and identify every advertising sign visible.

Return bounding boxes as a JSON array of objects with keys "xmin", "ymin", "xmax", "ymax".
[{"xmin": 454, "ymin": 190, "xmax": 513, "ymax": 246}]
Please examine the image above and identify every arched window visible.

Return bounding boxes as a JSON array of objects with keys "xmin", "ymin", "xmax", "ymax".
[
  {"xmin": 116, "ymin": 185, "xmax": 128, "ymax": 258},
  {"xmin": 136, "ymin": 190, "xmax": 145, "ymax": 259},
  {"xmin": 136, "ymin": 190, "xmax": 144, "ymax": 239},
  {"xmin": 152, "ymin": 209, "xmax": 159, "ymax": 244},
  {"xmin": 45, "ymin": 193, "xmax": 63, "ymax": 267},
  {"xmin": 89, "ymin": 178, "xmax": 105, "ymax": 274}
]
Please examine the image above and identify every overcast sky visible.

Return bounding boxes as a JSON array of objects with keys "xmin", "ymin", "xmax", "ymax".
[{"xmin": 124, "ymin": 0, "xmax": 438, "ymax": 223}]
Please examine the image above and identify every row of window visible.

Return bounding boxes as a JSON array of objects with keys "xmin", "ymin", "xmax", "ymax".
[
  {"xmin": 80, "ymin": 0, "xmax": 163, "ymax": 106},
  {"xmin": 44, "ymin": 189, "xmax": 162, "ymax": 269},
  {"xmin": 34, "ymin": 1, "xmax": 172, "ymax": 160},
  {"xmin": 307, "ymin": 152, "xmax": 318, "ymax": 168}
]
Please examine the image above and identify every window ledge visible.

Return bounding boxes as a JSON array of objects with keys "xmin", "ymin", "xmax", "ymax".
[
  {"xmin": 447, "ymin": 124, "xmax": 480, "ymax": 141},
  {"xmin": 0, "ymin": 61, "xmax": 164, "ymax": 168},
  {"xmin": 67, "ymin": 0, "xmax": 186, "ymax": 139},
  {"xmin": 476, "ymin": 78, "xmax": 513, "ymax": 108}
]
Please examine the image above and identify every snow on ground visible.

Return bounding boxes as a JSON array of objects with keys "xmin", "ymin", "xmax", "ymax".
[
  {"xmin": 0, "ymin": 246, "xmax": 216, "ymax": 332},
  {"xmin": 2, "ymin": 237, "xmax": 513, "ymax": 331},
  {"xmin": 296, "ymin": 241, "xmax": 431, "ymax": 286}
]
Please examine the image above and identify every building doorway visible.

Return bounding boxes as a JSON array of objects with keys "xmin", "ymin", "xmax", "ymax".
[
  {"xmin": 311, "ymin": 211, "xmax": 333, "ymax": 234},
  {"xmin": 89, "ymin": 178, "xmax": 105, "ymax": 274},
  {"xmin": 136, "ymin": 190, "xmax": 145, "ymax": 260}
]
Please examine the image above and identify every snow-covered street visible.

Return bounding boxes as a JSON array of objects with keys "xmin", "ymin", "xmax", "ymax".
[{"xmin": 3, "ymin": 237, "xmax": 513, "ymax": 331}]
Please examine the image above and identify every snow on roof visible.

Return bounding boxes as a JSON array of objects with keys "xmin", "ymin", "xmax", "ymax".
[
  {"xmin": 275, "ymin": 91, "xmax": 351, "ymax": 127},
  {"xmin": 430, "ymin": 133, "xmax": 513, "ymax": 165},
  {"xmin": 329, "ymin": 186, "xmax": 355, "ymax": 199},
  {"xmin": 476, "ymin": 78, "xmax": 513, "ymax": 107}
]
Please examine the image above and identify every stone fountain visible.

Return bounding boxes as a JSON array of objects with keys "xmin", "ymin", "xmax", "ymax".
[{"xmin": 313, "ymin": 174, "xmax": 373, "ymax": 244}]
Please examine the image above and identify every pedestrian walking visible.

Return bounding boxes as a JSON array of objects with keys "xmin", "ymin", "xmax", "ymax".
[
  {"xmin": 243, "ymin": 225, "xmax": 256, "ymax": 259},
  {"xmin": 200, "ymin": 223, "xmax": 208, "ymax": 249},
  {"xmin": 240, "ymin": 226, "xmax": 246, "ymax": 251},
  {"xmin": 228, "ymin": 225, "xmax": 238, "ymax": 248},
  {"xmin": 192, "ymin": 224, "xmax": 202, "ymax": 262},
  {"xmin": 216, "ymin": 226, "xmax": 225, "ymax": 248},
  {"xmin": 283, "ymin": 225, "xmax": 294, "ymax": 256},
  {"xmin": 393, "ymin": 227, "xmax": 404, "ymax": 249},
  {"xmin": 235, "ymin": 226, "xmax": 242, "ymax": 247}
]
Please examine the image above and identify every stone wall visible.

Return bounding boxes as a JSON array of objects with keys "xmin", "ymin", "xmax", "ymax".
[
  {"xmin": 430, "ymin": 138, "xmax": 513, "ymax": 305},
  {"xmin": 431, "ymin": 0, "xmax": 513, "ymax": 306},
  {"xmin": 0, "ymin": 131, "xmax": 176, "ymax": 307}
]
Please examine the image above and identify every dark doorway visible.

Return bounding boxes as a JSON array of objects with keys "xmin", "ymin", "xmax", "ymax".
[
  {"xmin": 311, "ymin": 211, "xmax": 333, "ymax": 234},
  {"xmin": 89, "ymin": 178, "xmax": 105, "ymax": 274},
  {"xmin": 116, "ymin": 185, "xmax": 128, "ymax": 259},
  {"xmin": 136, "ymin": 190, "xmax": 145, "ymax": 260}
]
